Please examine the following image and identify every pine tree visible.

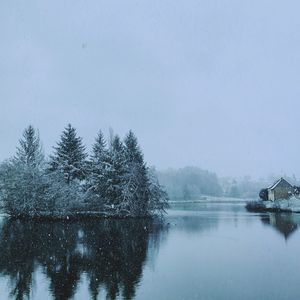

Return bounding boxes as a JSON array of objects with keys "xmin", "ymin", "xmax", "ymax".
[
  {"xmin": 122, "ymin": 131, "xmax": 150, "ymax": 216},
  {"xmin": 49, "ymin": 124, "xmax": 87, "ymax": 183},
  {"xmin": 0, "ymin": 126, "xmax": 169, "ymax": 218},
  {"xmin": 0, "ymin": 126, "xmax": 47, "ymax": 216},
  {"xmin": 86, "ymin": 131, "xmax": 109, "ymax": 209},
  {"xmin": 147, "ymin": 167, "xmax": 169, "ymax": 216},
  {"xmin": 105, "ymin": 135, "xmax": 126, "ymax": 207},
  {"xmin": 91, "ymin": 131, "xmax": 106, "ymax": 163},
  {"xmin": 124, "ymin": 130, "xmax": 144, "ymax": 164},
  {"xmin": 15, "ymin": 125, "xmax": 44, "ymax": 167}
]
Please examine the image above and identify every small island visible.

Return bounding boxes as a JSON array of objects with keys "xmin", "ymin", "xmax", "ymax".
[{"xmin": 0, "ymin": 125, "xmax": 169, "ymax": 219}]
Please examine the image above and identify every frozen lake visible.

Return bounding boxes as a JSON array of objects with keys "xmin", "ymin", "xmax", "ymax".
[{"xmin": 0, "ymin": 200, "xmax": 300, "ymax": 299}]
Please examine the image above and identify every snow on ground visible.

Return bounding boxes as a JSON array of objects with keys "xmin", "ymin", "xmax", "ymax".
[{"xmin": 265, "ymin": 196, "xmax": 300, "ymax": 212}]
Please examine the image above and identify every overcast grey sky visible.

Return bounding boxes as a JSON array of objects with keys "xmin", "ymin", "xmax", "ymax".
[{"xmin": 1, "ymin": 0, "xmax": 299, "ymax": 178}]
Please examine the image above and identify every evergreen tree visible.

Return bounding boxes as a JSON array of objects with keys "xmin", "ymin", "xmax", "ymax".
[
  {"xmin": 15, "ymin": 125, "xmax": 44, "ymax": 167},
  {"xmin": 122, "ymin": 131, "xmax": 150, "ymax": 216},
  {"xmin": 147, "ymin": 167, "xmax": 169, "ymax": 216},
  {"xmin": 124, "ymin": 131, "xmax": 144, "ymax": 164},
  {"xmin": 91, "ymin": 131, "xmax": 107, "ymax": 163},
  {"xmin": 105, "ymin": 135, "xmax": 126, "ymax": 207},
  {"xmin": 0, "ymin": 126, "xmax": 47, "ymax": 216},
  {"xmin": 0, "ymin": 126, "xmax": 169, "ymax": 218},
  {"xmin": 49, "ymin": 124, "xmax": 87, "ymax": 183},
  {"xmin": 86, "ymin": 131, "xmax": 109, "ymax": 209}
]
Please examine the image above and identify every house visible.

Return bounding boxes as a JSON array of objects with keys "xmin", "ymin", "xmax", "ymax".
[{"xmin": 267, "ymin": 178, "xmax": 293, "ymax": 201}]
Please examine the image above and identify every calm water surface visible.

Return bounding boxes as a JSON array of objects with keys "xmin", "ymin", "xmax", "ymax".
[{"xmin": 0, "ymin": 200, "xmax": 300, "ymax": 300}]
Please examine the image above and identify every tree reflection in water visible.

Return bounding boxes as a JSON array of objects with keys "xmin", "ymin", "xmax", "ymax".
[{"xmin": 0, "ymin": 218, "xmax": 165, "ymax": 300}]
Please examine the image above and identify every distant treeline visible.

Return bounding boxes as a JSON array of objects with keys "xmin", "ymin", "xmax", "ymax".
[
  {"xmin": 0, "ymin": 125, "xmax": 168, "ymax": 218},
  {"xmin": 156, "ymin": 168, "xmax": 298, "ymax": 200},
  {"xmin": 156, "ymin": 167, "xmax": 223, "ymax": 199}
]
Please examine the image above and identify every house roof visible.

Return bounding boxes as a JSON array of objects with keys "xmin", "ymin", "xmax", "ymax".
[{"xmin": 268, "ymin": 178, "xmax": 292, "ymax": 190}]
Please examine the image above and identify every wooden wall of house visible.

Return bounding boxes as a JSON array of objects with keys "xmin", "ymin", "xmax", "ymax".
[
  {"xmin": 273, "ymin": 181, "xmax": 293, "ymax": 200},
  {"xmin": 268, "ymin": 189, "xmax": 275, "ymax": 201}
]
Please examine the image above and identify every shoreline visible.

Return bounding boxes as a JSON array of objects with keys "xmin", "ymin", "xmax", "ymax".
[
  {"xmin": 1, "ymin": 211, "xmax": 158, "ymax": 221},
  {"xmin": 169, "ymin": 197, "xmax": 249, "ymax": 204},
  {"xmin": 245, "ymin": 199, "xmax": 300, "ymax": 214}
]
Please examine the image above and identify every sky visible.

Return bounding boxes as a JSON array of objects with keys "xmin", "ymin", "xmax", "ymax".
[{"xmin": 0, "ymin": 0, "xmax": 300, "ymax": 178}]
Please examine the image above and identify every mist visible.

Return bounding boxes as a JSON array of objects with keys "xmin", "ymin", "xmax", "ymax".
[{"xmin": 1, "ymin": 0, "xmax": 300, "ymax": 178}]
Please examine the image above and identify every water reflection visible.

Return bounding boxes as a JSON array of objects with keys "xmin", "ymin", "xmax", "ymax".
[
  {"xmin": 261, "ymin": 213, "xmax": 300, "ymax": 240},
  {"xmin": 0, "ymin": 218, "xmax": 165, "ymax": 300}
]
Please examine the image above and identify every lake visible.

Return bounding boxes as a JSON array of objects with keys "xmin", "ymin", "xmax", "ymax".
[{"xmin": 0, "ymin": 199, "xmax": 300, "ymax": 300}]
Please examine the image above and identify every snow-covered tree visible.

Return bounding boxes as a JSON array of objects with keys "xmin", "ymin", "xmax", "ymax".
[
  {"xmin": 0, "ymin": 126, "xmax": 169, "ymax": 218},
  {"xmin": 105, "ymin": 135, "xmax": 126, "ymax": 207},
  {"xmin": 121, "ymin": 131, "xmax": 150, "ymax": 216},
  {"xmin": 15, "ymin": 125, "xmax": 44, "ymax": 167},
  {"xmin": 43, "ymin": 170, "xmax": 86, "ymax": 216},
  {"xmin": 91, "ymin": 131, "xmax": 107, "ymax": 163},
  {"xmin": 84, "ymin": 132, "xmax": 127, "ymax": 211},
  {"xmin": 147, "ymin": 167, "xmax": 169, "ymax": 216},
  {"xmin": 85, "ymin": 131, "xmax": 109, "ymax": 209},
  {"xmin": 49, "ymin": 124, "xmax": 87, "ymax": 183},
  {"xmin": 0, "ymin": 126, "xmax": 47, "ymax": 216}
]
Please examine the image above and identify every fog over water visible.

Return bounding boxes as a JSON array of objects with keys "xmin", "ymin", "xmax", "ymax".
[{"xmin": 1, "ymin": 1, "xmax": 299, "ymax": 177}]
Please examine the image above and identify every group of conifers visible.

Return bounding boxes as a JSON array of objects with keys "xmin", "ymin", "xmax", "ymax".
[{"xmin": 0, "ymin": 124, "xmax": 169, "ymax": 219}]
